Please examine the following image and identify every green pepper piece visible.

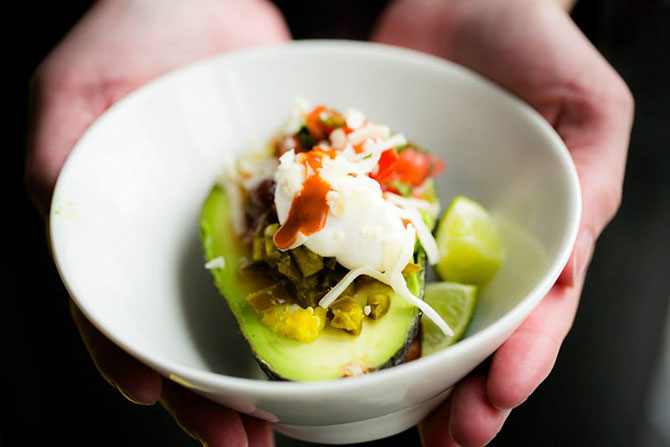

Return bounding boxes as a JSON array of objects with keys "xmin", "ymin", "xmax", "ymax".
[
  {"xmin": 247, "ymin": 281, "xmax": 291, "ymax": 313},
  {"xmin": 367, "ymin": 294, "xmax": 390, "ymax": 320},
  {"xmin": 330, "ymin": 296, "xmax": 365, "ymax": 336},
  {"xmin": 277, "ymin": 253, "xmax": 302, "ymax": 282},
  {"xmin": 290, "ymin": 245, "xmax": 324, "ymax": 277},
  {"xmin": 252, "ymin": 236, "xmax": 265, "ymax": 261},
  {"xmin": 264, "ymin": 224, "xmax": 279, "ymax": 257}
]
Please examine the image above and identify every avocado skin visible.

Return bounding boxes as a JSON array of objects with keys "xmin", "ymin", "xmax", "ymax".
[{"xmin": 377, "ymin": 248, "xmax": 425, "ymax": 371}]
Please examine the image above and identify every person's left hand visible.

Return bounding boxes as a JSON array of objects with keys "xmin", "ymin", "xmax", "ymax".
[
  {"xmin": 27, "ymin": 1, "xmax": 290, "ymax": 445},
  {"xmin": 373, "ymin": 0, "xmax": 633, "ymax": 445}
]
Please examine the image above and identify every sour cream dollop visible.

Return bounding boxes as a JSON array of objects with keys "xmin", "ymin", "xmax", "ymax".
[{"xmin": 274, "ymin": 150, "xmax": 415, "ymax": 274}]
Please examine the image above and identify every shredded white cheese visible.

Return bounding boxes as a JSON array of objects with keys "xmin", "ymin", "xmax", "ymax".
[
  {"xmin": 384, "ymin": 192, "xmax": 440, "ymax": 265},
  {"xmin": 347, "ymin": 125, "xmax": 391, "ymax": 145},
  {"xmin": 400, "ymin": 207, "xmax": 440, "ymax": 266},
  {"xmin": 329, "ymin": 128, "xmax": 347, "ymax": 149},
  {"xmin": 283, "ymin": 97, "xmax": 311, "ymax": 135},
  {"xmin": 204, "ymin": 256, "xmax": 226, "ymax": 270},
  {"xmin": 384, "ymin": 192, "xmax": 440, "ymax": 216},
  {"xmin": 391, "ymin": 271, "xmax": 454, "ymax": 336},
  {"xmin": 239, "ymin": 157, "xmax": 278, "ymax": 190},
  {"xmin": 218, "ymin": 163, "xmax": 245, "ymax": 235},
  {"xmin": 385, "ymin": 133, "xmax": 407, "ymax": 148},
  {"xmin": 319, "ymin": 267, "xmax": 386, "ymax": 308},
  {"xmin": 344, "ymin": 108, "xmax": 365, "ymax": 129},
  {"xmin": 389, "ymin": 225, "xmax": 454, "ymax": 336}
]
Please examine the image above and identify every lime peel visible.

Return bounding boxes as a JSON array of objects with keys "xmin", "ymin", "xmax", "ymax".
[
  {"xmin": 435, "ymin": 195, "xmax": 504, "ymax": 285},
  {"xmin": 421, "ymin": 282, "xmax": 477, "ymax": 356}
]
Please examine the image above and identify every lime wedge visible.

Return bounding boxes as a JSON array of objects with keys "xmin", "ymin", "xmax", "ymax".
[
  {"xmin": 421, "ymin": 282, "xmax": 477, "ymax": 356},
  {"xmin": 435, "ymin": 196, "xmax": 504, "ymax": 285}
]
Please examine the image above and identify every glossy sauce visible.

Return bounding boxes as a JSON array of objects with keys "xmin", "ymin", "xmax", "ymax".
[{"xmin": 273, "ymin": 150, "xmax": 335, "ymax": 250}]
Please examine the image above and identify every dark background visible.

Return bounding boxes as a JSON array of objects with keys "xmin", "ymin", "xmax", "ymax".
[{"xmin": 4, "ymin": 1, "xmax": 669, "ymax": 446}]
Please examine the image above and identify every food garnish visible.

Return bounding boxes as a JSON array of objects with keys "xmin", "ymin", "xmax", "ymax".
[{"xmin": 200, "ymin": 100, "xmax": 501, "ymax": 380}]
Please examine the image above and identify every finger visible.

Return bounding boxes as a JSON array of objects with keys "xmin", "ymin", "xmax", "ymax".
[
  {"xmin": 26, "ymin": 67, "xmax": 103, "ymax": 216},
  {"xmin": 486, "ymin": 276, "xmax": 590, "ymax": 410},
  {"xmin": 449, "ymin": 371, "xmax": 511, "ymax": 447},
  {"xmin": 70, "ymin": 301, "xmax": 162, "ymax": 404},
  {"xmin": 241, "ymin": 414, "xmax": 275, "ymax": 447},
  {"xmin": 161, "ymin": 380, "xmax": 248, "ymax": 447},
  {"xmin": 556, "ymin": 250, "xmax": 577, "ymax": 287},
  {"xmin": 419, "ymin": 396, "xmax": 460, "ymax": 447},
  {"xmin": 372, "ymin": 0, "xmax": 456, "ymax": 58}
]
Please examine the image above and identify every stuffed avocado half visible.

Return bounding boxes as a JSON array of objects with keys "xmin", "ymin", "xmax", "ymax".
[{"xmin": 200, "ymin": 100, "xmax": 451, "ymax": 381}]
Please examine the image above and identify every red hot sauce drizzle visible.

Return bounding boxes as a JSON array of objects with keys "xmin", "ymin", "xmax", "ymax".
[{"xmin": 273, "ymin": 150, "xmax": 336, "ymax": 250}]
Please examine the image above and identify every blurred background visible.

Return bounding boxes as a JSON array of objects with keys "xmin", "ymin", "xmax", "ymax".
[{"xmin": 4, "ymin": 1, "xmax": 668, "ymax": 446}]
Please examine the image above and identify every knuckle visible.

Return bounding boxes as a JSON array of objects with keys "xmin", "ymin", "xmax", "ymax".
[
  {"xmin": 29, "ymin": 62, "xmax": 51, "ymax": 99},
  {"xmin": 30, "ymin": 58, "xmax": 81, "ymax": 100},
  {"xmin": 593, "ymin": 176, "xmax": 623, "ymax": 225},
  {"xmin": 609, "ymin": 75, "xmax": 635, "ymax": 119},
  {"xmin": 597, "ymin": 71, "xmax": 635, "ymax": 121}
]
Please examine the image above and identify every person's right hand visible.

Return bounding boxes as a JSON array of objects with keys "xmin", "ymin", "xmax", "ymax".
[
  {"xmin": 373, "ymin": 0, "xmax": 633, "ymax": 445},
  {"xmin": 27, "ymin": 1, "xmax": 290, "ymax": 445}
]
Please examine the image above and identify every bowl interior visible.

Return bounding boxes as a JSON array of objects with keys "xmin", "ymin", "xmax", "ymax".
[{"xmin": 51, "ymin": 42, "xmax": 578, "ymax": 383}]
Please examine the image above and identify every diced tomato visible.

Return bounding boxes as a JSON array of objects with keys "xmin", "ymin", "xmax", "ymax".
[
  {"xmin": 306, "ymin": 106, "xmax": 328, "ymax": 141},
  {"xmin": 305, "ymin": 105, "xmax": 346, "ymax": 141},
  {"xmin": 428, "ymin": 154, "xmax": 445, "ymax": 177},
  {"xmin": 368, "ymin": 147, "xmax": 444, "ymax": 193},
  {"xmin": 389, "ymin": 148, "xmax": 445, "ymax": 187},
  {"xmin": 394, "ymin": 149, "xmax": 430, "ymax": 185},
  {"xmin": 370, "ymin": 148, "xmax": 399, "ymax": 184}
]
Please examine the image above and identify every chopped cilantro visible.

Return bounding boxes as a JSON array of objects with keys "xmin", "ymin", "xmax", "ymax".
[
  {"xmin": 296, "ymin": 126, "xmax": 315, "ymax": 150},
  {"xmin": 398, "ymin": 142, "xmax": 430, "ymax": 153},
  {"xmin": 392, "ymin": 181, "xmax": 413, "ymax": 198}
]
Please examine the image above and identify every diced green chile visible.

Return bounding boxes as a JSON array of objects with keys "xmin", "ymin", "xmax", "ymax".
[
  {"xmin": 264, "ymin": 223, "xmax": 279, "ymax": 237},
  {"xmin": 367, "ymin": 294, "xmax": 391, "ymax": 320},
  {"xmin": 252, "ymin": 236, "xmax": 265, "ymax": 261},
  {"xmin": 324, "ymin": 257, "xmax": 337, "ymax": 270},
  {"xmin": 264, "ymin": 223, "xmax": 279, "ymax": 256},
  {"xmin": 277, "ymin": 253, "xmax": 302, "ymax": 282},
  {"xmin": 296, "ymin": 126, "xmax": 315, "ymax": 150},
  {"xmin": 321, "ymin": 114, "xmax": 346, "ymax": 129},
  {"xmin": 329, "ymin": 296, "xmax": 365, "ymax": 336},
  {"xmin": 294, "ymin": 274, "xmax": 322, "ymax": 308},
  {"xmin": 290, "ymin": 245, "xmax": 324, "ymax": 277},
  {"xmin": 247, "ymin": 281, "xmax": 292, "ymax": 312}
]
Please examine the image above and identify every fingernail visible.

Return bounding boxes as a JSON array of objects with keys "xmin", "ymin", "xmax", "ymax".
[
  {"xmin": 570, "ymin": 252, "xmax": 578, "ymax": 287},
  {"xmin": 575, "ymin": 231, "xmax": 595, "ymax": 279},
  {"xmin": 114, "ymin": 383, "xmax": 143, "ymax": 405},
  {"xmin": 417, "ymin": 424, "xmax": 425, "ymax": 447},
  {"xmin": 108, "ymin": 379, "xmax": 153, "ymax": 406}
]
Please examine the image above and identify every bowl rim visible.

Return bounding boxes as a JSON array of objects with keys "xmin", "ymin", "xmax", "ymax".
[{"xmin": 50, "ymin": 39, "xmax": 581, "ymax": 397}]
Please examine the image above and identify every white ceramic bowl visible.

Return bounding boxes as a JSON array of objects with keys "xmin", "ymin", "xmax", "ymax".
[{"xmin": 50, "ymin": 41, "xmax": 580, "ymax": 444}]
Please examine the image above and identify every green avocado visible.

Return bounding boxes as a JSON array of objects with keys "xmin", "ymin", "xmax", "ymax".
[{"xmin": 199, "ymin": 185, "xmax": 434, "ymax": 381}]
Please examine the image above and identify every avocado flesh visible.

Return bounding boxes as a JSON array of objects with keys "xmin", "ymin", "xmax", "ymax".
[{"xmin": 200, "ymin": 185, "xmax": 430, "ymax": 381}]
